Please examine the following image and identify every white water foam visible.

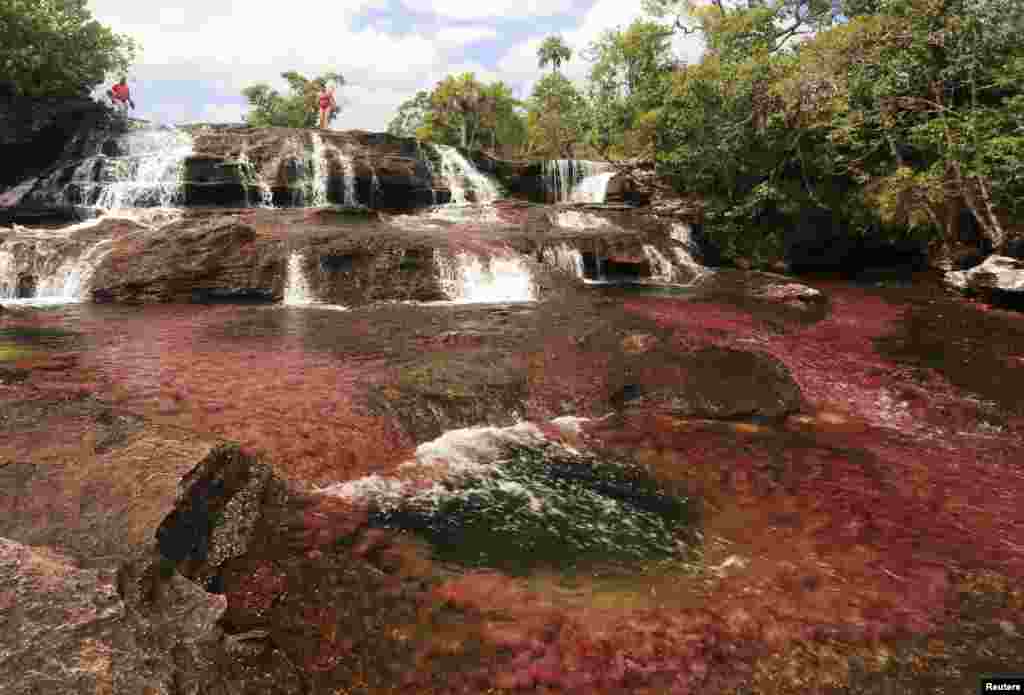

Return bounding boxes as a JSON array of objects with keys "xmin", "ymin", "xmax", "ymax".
[
  {"xmin": 284, "ymin": 252, "xmax": 315, "ymax": 305},
  {"xmin": 308, "ymin": 134, "xmax": 329, "ymax": 207},
  {"xmin": 542, "ymin": 243, "xmax": 585, "ymax": 279},
  {"xmin": 571, "ymin": 171, "xmax": 615, "ymax": 204},
  {"xmin": 93, "ymin": 127, "xmax": 194, "ymax": 209},
  {"xmin": 643, "ymin": 245, "xmax": 678, "ymax": 282},
  {"xmin": 282, "ymin": 251, "xmax": 348, "ymax": 310},
  {"xmin": 338, "ymin": 147, "xmax": 359, "ymax": 207},
  {"xmin": 434, "ymin": 250, "xmax": 536, "ymax": 303},
  {"xmin": 433, "ymin": 144, "xmax": 501, "ymax": 204},
  {"xmin": 542, "ymin": 160, "xmax": 612, "ymax": 204},
  {"xmin": 318, "ymin": 419, "xmax": 604, "ymax": 523},
  {"xmin": 0, "ymin": 237, "xmax": 114, "ymax": 304},
  {"xmin": 238, "ymin": 150, "xmax": 274, "ymax": 208}
]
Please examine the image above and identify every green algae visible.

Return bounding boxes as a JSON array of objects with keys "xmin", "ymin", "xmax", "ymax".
[
  {"xmin": 369, "ymin": 444, "xmax": 699, "ymax": 576},
  {"xmin": 0, "ymin": 343, "xmax": 36, "ymax": 362}
]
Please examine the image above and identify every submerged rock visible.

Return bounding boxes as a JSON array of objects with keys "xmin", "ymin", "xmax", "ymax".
[{"xmin": 619, "ymin": 347, "xmax": 805, "ymax": 419}]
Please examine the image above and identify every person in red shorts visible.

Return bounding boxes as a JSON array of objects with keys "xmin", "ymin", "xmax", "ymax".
[
  {"xmin": 317, "ymin": 83, "xmax": 336, "ymax": 130},
  {"xmin": 107, "ymin": 77, "xmax": 135, "ymax": 117}
]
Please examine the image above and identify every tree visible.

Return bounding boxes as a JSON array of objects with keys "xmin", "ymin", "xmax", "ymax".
[
  {"xmin": 0, "ymin": 0, "xmax": 138, "ymax": 97},
  {"xmin": 526, "ymin": 73, "xmax": 588, "ymax": 159},
  {"xmin": 644, "ymin": 0, "xmax": 838, "ymax": 56},
  {"xmin": 242, "ymin": 71, "xmax": 345, "ymax": 128},
  {"xmin": 392, "ymin": 78, "xmax": 527, "ymax": 156},
  {"xmin": 387, "ymin": 90, "xmax": 431, "ymax": 138},
  {"xmin": 426, "ymin": 72, "xmax": 510, "ymax": 151},
  {"xmin": 586, "ymin": 20, "xmax": 676, "ymax": 158},
  {"xmin": 538, "ymin": 35, "xmax": 573, "ymax": 74}
]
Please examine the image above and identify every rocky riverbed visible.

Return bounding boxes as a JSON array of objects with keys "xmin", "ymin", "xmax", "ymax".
[{"xmin": 1, "ymin": 109, "xmax": 1022, "ymax": 694}]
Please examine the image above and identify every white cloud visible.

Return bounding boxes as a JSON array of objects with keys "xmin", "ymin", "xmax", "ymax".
[
  {"xmin": 497, "ymin": 0, "xmax": 704, "ymax": 97},
  {"xmin": 435, "ymin": 26, "xmax": 499, "ymax": 45},
  {"xmin": 199, "ymin": 102, "xmax": 246, "ymax": 123},
  {"xmin": 85, "ymin": 0, "xmax": 702, "ymax": 131},
  {"xmin": 400, "ymin": 0, "xmax": 574, "ymax": 19}
]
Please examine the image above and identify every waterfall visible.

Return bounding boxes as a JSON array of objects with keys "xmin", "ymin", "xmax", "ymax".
[
  {"xmin": 434, "ymin": 250, "xmax": 535, "ymax": 303},
  {"xmin": 238, "ymin": 150, "xmax": 274, "ymax": 208},
  {"xmin": 371, "ymin": 167, "xmax": 381, "ymax": 208},
  {"xmin": 643, "ymin": 245, "xmax": 677, "ymax": 282},
  {"xmin": 0, "ymin": 237, "xmax": 113, "ymax": 304},
  {"xmin": 337, "ymin": 147, "xmax": 358, "ymax": 207},
  {"xmin": 284, "ymin": 252, "xmax": 315, "ymax": 305},
  {"xmin": 542, "ymin": 160, "xmax": 612, "ymax": 204},
  {"xmin": 433, "ymin": 145, "xmax": 500, "ymax": 204},
  {"xmin": 571, "ymin": 172, "xmax": 615, "ymax": 204},
  {"xmin": 308, "ymin": 134, "xmax": 329, "ymax": 207},
  {"xmin": 669, "ymin": 223, "xmax": 712, "ymax": 282},
  {"xmin": 542, "ymin": 243, "xmax": 585, "ymax": 279},
  {"xmin": 92, "ymin": 127, "xmax": 194, "ymax": 209}
]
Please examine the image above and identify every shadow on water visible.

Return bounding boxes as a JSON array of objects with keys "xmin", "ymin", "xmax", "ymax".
[{"xmin": 869, "ymin": 274, "xmax": 1024, "ymax": 418}]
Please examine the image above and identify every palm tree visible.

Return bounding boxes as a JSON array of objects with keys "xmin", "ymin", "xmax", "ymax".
[{"xmin": 537, "ymin": 35, "xmax": 572, "ymax": 74}]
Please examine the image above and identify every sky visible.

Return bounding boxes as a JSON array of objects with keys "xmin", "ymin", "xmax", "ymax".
[{"xmin": 86, "ymin": 0, "xmax": 704, "ymax": 131}]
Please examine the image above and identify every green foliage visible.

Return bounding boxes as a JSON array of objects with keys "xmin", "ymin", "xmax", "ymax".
[
  {"xmin": 537, "ymin": 35, "xmax": 573, "ymax": 74},
  {"xmin": 242, "ymin": 71, "xmax": 345, "ymax": 128},
  {"xmin": 526, "ymin": 73, "xmax": 588, "ymax": 159},
  {"xmin": 387, "ymin": 90, "xmax": 431, "ymax": 137},
  {"xmin": 586, "ymin": 20, "xmax": 676, "ymax": 158},
  {"xmin": 0, "ymin": 0, "xmax": 138, "ymax": 97},
  {"xmin": 390, "ymin": 73, "xmax": 526, "ymax": 156},
  {"xmin": 650, "ymin": 0, "xmax": 1024, "ymax": 262}
]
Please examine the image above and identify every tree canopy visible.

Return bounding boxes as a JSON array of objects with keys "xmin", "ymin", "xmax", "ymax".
[
  {"xmin": 0, "ymin": 0, "xmax": 138, "ymax": 97},
  {"xmin": 242, "ymin": 71, "xmax": 345, "ymax": 128},
  {"xmin": 390, "ymin": 73, "xmax": 526, "ymax": 156},
  {"xmin": 538, "ymin": 35, "xmax": 573, "ymax": 74}
]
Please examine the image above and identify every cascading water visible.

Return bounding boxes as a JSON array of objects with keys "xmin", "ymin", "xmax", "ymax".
[
  {"xmin": 542, "ymin": 243, "xmax": 585, "ymax": 279},
  {"xmin": 92, "ymin": 127, "xmax": 194, "ymax": 209},
  {"xmin": 669, "ymin": 222, "xmax": 712, "ymax": 282},
  {"xmin": 0, "ymin": 236, "xmax": 114, "ymax": 304},
  {"xmin": 284, "ymin": 251, "xmax": 315, "ymax": 305},
  {"xmin": 434, "ymin": 250, "xmax": 535, "ymax": 303},
  {"xmin": 571, "ymin": 171, "xmax": 615, "ymax": 204},
  {"xmin": 308, "ymin": 134, "xmax": 330, "ymax": 207},
  {"xmin": 238, "ymin": 150, "xmax": 274, "ymax": 208},
  {"xmin": 642, "ymin": 245, "xmax": 678, "ymax": 282},
  {"xmin": 433, "ymin": 145, "xmax": 500, "ymax": 204},
  {"xmin": 337, "ymin": 147, "xmax": 359, "ymax": 207},
  {"xmin": 542, "ymin": 160, "xmax": 613, "ymax": 204}
]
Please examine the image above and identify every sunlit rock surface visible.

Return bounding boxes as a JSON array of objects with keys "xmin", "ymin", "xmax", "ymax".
[{"xmin": 946, "ymin": 254, "xmax": 1024, "ymax": 306}]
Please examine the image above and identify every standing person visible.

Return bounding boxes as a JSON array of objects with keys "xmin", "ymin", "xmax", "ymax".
[
  {"xmin": 107, "ymin": 77, "xmax": 135, "ymax": 118},
  {"xmin": 317, "ymin": 84, "xmax": 336, "ymax": 130}
]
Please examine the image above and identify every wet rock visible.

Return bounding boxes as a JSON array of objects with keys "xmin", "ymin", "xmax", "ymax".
[
  {"xmin": 945, "ymin": 255, "xmax": 1024, "ymax": 306},
  {"xmin": 621, "ymin": 347, "xmax": 804, "ymax": 419},
  {"xmin": 0, "ymin": 396, "xmax": 223, "ymax": 566},
  {"xmin": 89, "ymin": 214, "xmax": 284, "ymax": 303},
  {"xmin": 157, "ymin": 444, "xmax": 273, "ymax": 590},
  {"xmin": 369, "ymin": 351, "xmax": 528, "ymax": 442},
  {"xmin": 749, "ymin": 278, "xmax": 825, "ymax": 308},
  {"xmin": 0, "ymin": 538, "xmax": 226, "ymax": 695}
]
